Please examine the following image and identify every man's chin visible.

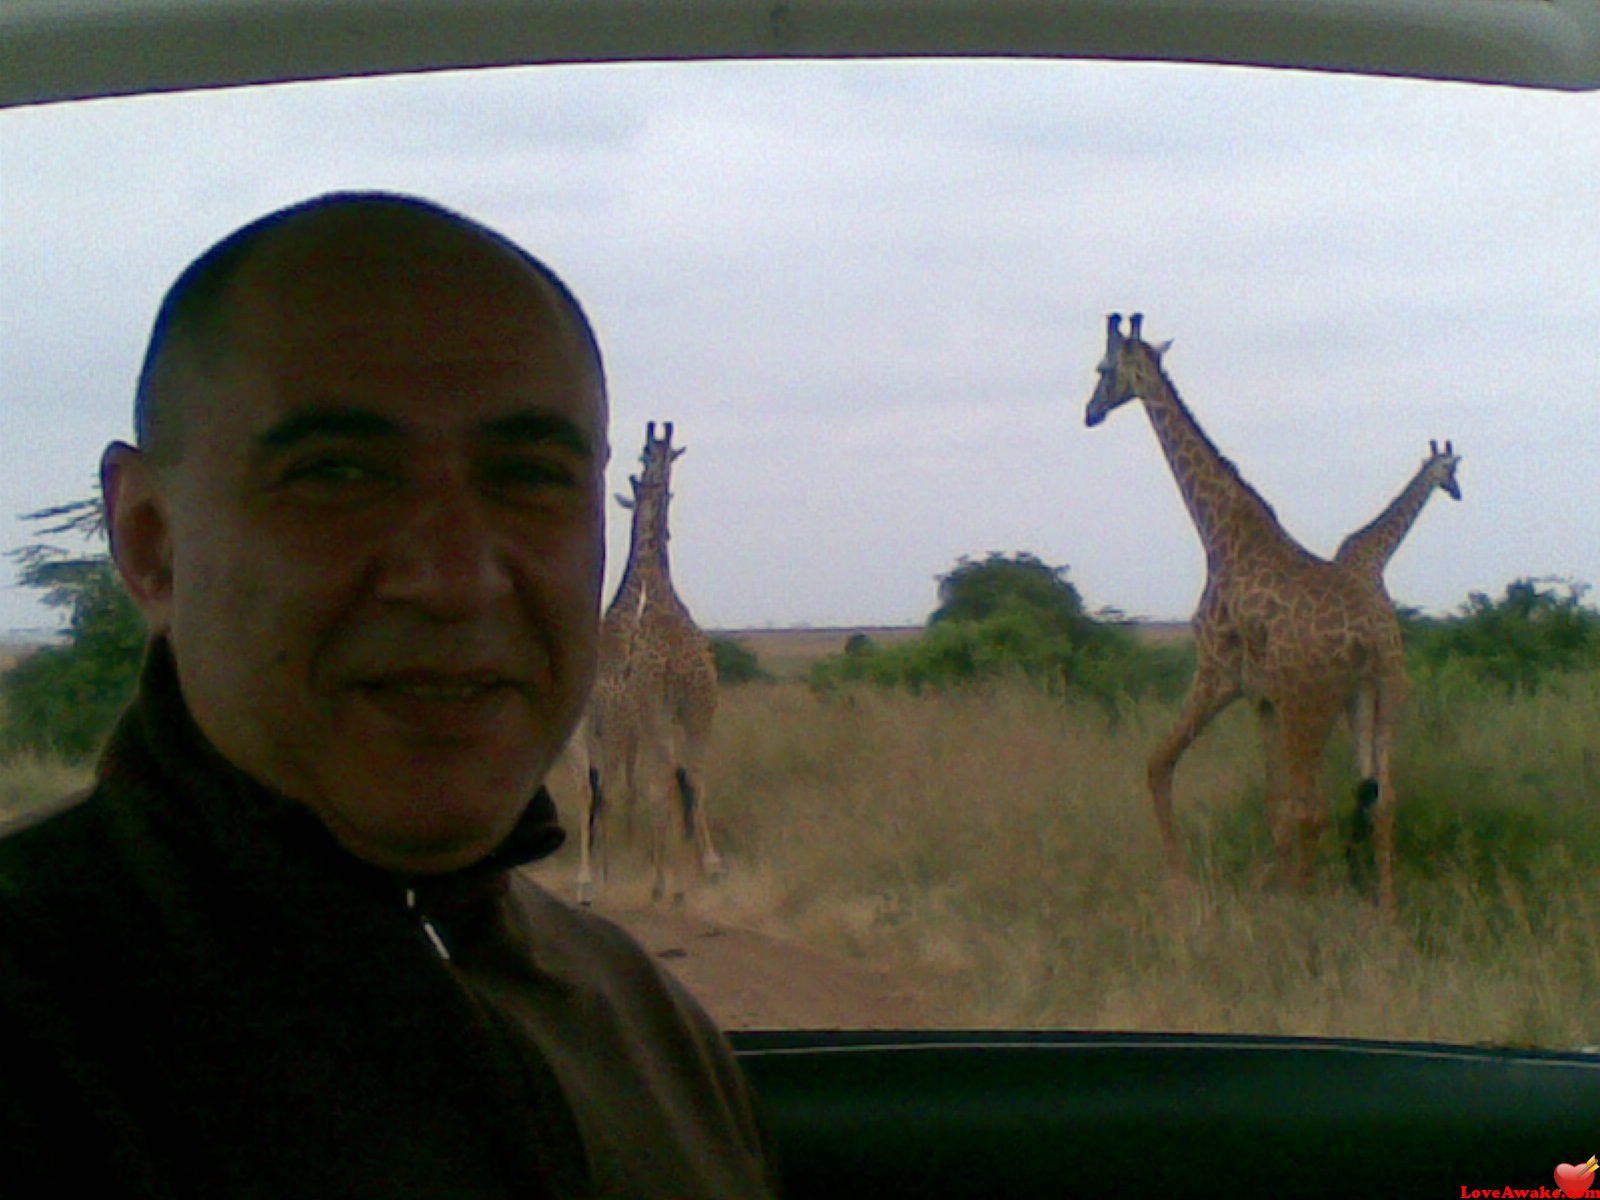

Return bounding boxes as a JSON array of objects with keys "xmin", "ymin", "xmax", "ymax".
[{"xmin": 311, "ymin": 780, "xmax": 534, "ymax": 875}]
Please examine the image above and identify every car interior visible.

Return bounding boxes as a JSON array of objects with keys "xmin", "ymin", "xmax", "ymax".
[{"xmin": 5, "ymin": 2, "xmax": 1600, "ymax": 1197}]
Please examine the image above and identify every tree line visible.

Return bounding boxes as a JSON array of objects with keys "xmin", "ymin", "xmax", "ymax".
[{"xmin": 5, "ymin": 504, "xmax": 1598, "ymax": 763}]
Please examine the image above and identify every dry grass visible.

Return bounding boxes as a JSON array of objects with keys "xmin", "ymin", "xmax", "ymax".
[
  {"xmin": 630, "ymin": 674, "xmax": 1600, "ymax": 1046},
  {"xmin": 0, "ymin": 668, "xmax": 93, "ymax": 829},
  {"xmin": 0, "ymin": 754, "xmax": 91, "ymax": 830}
]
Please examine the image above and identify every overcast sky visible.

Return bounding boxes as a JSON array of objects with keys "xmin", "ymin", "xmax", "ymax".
[{"xmin": 2, "ymin": 59, "xmax": 1597, "ymax": 638}]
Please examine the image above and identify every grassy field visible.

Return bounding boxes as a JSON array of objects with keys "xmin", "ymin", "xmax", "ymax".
[
  {"xmin": 7, "ymin": 632, "xmax": 1598, "ymax": 1048},
  {"xmin": 563, "ymin": 658, "xmax": 1600, "ymax": 1048}
]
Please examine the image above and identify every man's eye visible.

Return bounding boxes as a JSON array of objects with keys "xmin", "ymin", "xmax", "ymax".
[
  {"xmin": 282, "ymin": 460, "xmax": 389, "ymax": 487},
  {"xmin": 485, "ymin": 458, "xmax": 579, "ymax": 492}
]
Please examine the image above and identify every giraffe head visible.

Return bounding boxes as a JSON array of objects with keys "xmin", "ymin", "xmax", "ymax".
[
  {"xmin": 1421, "ymin": 438, "xmax": 1463, "ymax": 501},
  {"xmin": 639, "ymin": 420, "xmax": 686, "ymax": 487},
  {"xmin": 1085, "ymin": 312, "xmax": 1171, "ymax": 427},
  {"xmin": 616, "ymin": 421, "xmax": 685, "ymax": 558}
]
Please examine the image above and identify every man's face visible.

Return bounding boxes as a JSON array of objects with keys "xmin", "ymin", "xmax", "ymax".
[{"xmin": 122, "ymin": 219, "xmax": 606, "ymax": 873}]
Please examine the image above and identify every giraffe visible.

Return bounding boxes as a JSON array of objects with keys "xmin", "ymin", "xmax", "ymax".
[
  {"xmin": 1330, "ymin": 439, "xmax": 1459, "ymax": 891},
  {"xmin": 1335, "ymin": 440, "xmax": 1462, "ymax": 583},
  {"xmin": 575, "ymin": 421, "xmax": 724, "ymax": 904},
  {"xmin": 1084, "ymin": 313, "xmax": 1408, "ymax": 911}
]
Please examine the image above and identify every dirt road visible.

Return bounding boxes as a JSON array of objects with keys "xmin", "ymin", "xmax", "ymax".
[{"xmin": 598, "ymin": 905, "xmax": 931, "ymax": 1029}]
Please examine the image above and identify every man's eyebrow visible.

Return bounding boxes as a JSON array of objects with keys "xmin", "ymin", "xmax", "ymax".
[
  {"xmin": 252, "ymin": 408, "xmax": 595, "ymax": 458},
  {"xmin": 480, "ymin": 411, "xmax": 596, "ymax": 457},
  {"xmin": 255, "ymin": 407, "xmax": 403, "ymax": 456}
]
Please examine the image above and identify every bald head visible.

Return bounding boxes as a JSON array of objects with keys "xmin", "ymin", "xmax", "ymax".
[{"xmin": 134, "ymin": 192, "xmax": 606, "ymax": 467}]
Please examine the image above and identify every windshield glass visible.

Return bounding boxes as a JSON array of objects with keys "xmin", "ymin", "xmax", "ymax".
[{"xmin": 3, "ymin": 59, "xmax": 1597, "ymax": 1047}]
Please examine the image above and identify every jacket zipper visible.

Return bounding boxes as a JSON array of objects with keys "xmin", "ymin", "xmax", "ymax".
[{"xmin": 405, "ymin": 887, "xmax": 452, "ymax": 961}]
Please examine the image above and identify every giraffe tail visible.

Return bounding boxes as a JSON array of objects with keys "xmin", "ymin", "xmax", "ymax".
[
  {"xmin": 587, "ymin": 766, "xmax": 606, "ymax": 843},
  {"xmin": 1344, "ymin": 777, "xmax": 1379, "ymax": 894},
  {"xmin": 675, "ymin": 767, "xmax": 697, "ymax": 841}
]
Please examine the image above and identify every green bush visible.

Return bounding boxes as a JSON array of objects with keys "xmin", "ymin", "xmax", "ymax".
[
  {"xmin": 1404, "ymin": 578, "xmax": 1600, "ymax": 694},
  {"xmin": 812, "ymin": 600, "xmax": 1072, "ymax": 693},
  {"xmin": 1072, "ymin": 634, "xmax": 1196, "ymax": 708},
  {"xmin": 710, "ymin": 635, "xmax": 772, "ymax": 685},
  {"xmin": 811, "ymin": 552, "xmax": 1188, "ymax": 708},
  {"xmin": 2, "ymin": 497, "xmax": 147, "ymax": 763},
  {"xmin": 2, "ymin": 562, "xmax": 145, "ymax": 762}
]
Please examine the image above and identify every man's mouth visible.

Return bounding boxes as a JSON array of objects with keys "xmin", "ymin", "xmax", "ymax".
[
  {"xmin": 354, "ymin": 672, "xmax": 520, "ymax": 735},
  {"xmin": 372, "ymin": 674, "xmax": 509, "ymax": 696},
  {"xmin": 387, "ymin": 682, "xmax": 494, "ymax": 700}
]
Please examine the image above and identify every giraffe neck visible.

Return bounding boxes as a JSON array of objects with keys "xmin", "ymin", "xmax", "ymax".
[
  {"xmin": 608, "ymin": 497, "xmax": 685, "ymax": 618},
  {"xmin": 1335, "ymin": 464, "xmax": 1438, "ymax": 578},
  {"xmin": 1136, "ymin": 362, "xmax": 1298, "ymax": 566}
]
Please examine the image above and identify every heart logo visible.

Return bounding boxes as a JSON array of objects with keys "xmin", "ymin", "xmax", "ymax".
[{"xmin": 1554, "ymin": 1159, "xmax": 1596, "ymax": 1199}]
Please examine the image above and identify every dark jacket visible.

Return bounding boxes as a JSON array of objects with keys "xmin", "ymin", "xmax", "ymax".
[{"xmin": 0, "ymin": 641, "xmax": 778, "ymax": 1199}]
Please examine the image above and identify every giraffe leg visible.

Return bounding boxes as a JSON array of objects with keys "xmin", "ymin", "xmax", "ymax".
[
  {"xmin": 1371, "ymin": 679, "xmax": 1403, "ymax": 916},
  {"xmin": 610, "ymin": 723, "xmax": 641, "ymax": 890},
  {"xmin": 579, "ymin": 708, "xmax": 623, "ymax": 906},
  {"xmin": 620, "ymin": 753, "xmax": 640, "ymax": 848},
  {"xmin": 585, "ymin": 701, "xmax": 639, "ymax": 904},
  {"xmin": 617, "ymin": 720, "xmax": 643, "ymax": 851},
  {"xmin": 1256, "ymin": 701, "xmax": 1291, "ymax": 890},
  {"xmin": 1346, "ymin": 684, "xmax": 1378, "ymax": 780},
  {"xmin": 570, "ymin": 718, "xmax": 598, "ymax": 906},
  {"xmin": 645, "ymin": 774, "xmax": 671, "ymax": 903},
  {"xmin": 649, "ymin": 765, "xmax": 693, "ymax": 904},
  {"xmin": 633, "ymin": 706, "xmax": 682, "ymax": 905},
  {"xmin": 1267, "ymin": 701, "xmax": 1337, "ymax": 894},
  {"xmin": 1343, "ymin": 685, "xmax": 1380, "ymax": 898},
  {"xmin": 1147, "ymin": 667, "xmax": 1239, "ymax": 877},
  {"xmin": 675, "ymin": 765, "xmax": 724, "ymax": 880},
  {"xmin": 675, "ymin": 705, "xmax": 724, "ymax": 881}
]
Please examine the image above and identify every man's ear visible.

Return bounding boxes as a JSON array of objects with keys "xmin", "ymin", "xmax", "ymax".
[{"xmin": 101, "ymin": 441, "xmax": 173, "ymax": 633}]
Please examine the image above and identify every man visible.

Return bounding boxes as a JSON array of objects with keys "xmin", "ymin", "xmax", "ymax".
[{"xmin": 0, "ymin": 193, "xmax": 779, "ymax": 1198}]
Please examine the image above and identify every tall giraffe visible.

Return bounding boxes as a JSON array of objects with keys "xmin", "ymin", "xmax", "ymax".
[
  {"xmin": 1335, "ymin": 440, "xmax": 1462, "ymax": 583},
  {"xmin": 1084, "ymin": 313, "xmax": 1407, "ymax": 911},
  {"xmin": 575, "ymin": 421, "xmax": 723, "ymax": 904}
]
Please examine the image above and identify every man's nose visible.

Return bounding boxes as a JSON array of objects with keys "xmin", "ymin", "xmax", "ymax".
[{"xmin": 374, "ymin": 484, "xmax": 513, "ymax": 618}]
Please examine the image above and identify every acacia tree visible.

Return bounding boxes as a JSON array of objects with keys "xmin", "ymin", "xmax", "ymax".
[
  {"xmin": 3, "ymin": 496, "xmax": 147, "ymax": 761},
  {"xmin": 931, "ymin": 551, "xmax": 1090, "ymax": 630}
]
